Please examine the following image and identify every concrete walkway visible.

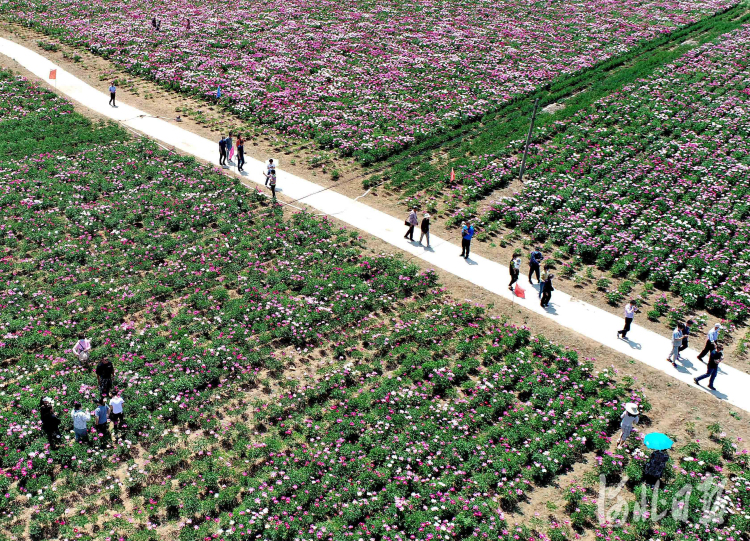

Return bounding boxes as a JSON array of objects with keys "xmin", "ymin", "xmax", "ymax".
[{"xmin": 3, "ymin": 37, "xmax": 749, "ymax": 412}]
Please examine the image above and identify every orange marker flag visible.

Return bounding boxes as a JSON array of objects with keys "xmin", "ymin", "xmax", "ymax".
[
  {"xmin": 450, "ymin": 167, "xmax": 455, "ymax": 183},
  {"xmin": 49, "ymin": 69, "xmax": 57, "ymax": 80},
  {"xmin": 514, "ymin": 284, "xmax": 526, "ymax": 299}
]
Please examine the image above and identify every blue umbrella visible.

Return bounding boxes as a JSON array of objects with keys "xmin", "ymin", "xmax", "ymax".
[{"xmin": 644, "ymin": 432, "xmax": 673, "ymax": 451}]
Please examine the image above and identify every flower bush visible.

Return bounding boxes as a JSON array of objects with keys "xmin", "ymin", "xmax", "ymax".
[
  {"xmin": 0, "ymin": 0, "xmax": 736, "ymax": 162},
  {"xmin": 474, "ymin": 28, "xmax": 750, "ymax": 318}
]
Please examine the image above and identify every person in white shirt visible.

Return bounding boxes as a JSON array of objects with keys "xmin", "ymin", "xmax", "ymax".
[
  {"xmin": 667, "ymin": 322, "xmax": 685, "ymax": 367},
  {"xmin": 697, "ymin": 323, "xmax": 722, "ymax": 362},
  {"xmin": 265, "ymin": 159, "xmax": 276, "ymax": 185},
  {"xmin": 72, "ymin": 335, "xmax": 91, "ymax": 363},
  {"xmin": 71, "ymin": 401, "xmax": 90, "ymax": 443},
  {"xmin": 617, "ymin": 300, "xmax": 638, "ymax": 339},
  {"xmin": 508, "ymin": 255, "xmax": 522, "ymax": 290},
  {"xmin": 616, "ymin": 403, "xmax": 639, "ymax": 448},
  {"xmin": 109, "ymin": 392, "xmax": 125, "ymax": 431}
]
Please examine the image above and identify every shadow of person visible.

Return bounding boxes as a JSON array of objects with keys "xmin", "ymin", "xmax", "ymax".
[
  {"xmin": 541, "ymin": 303, "xmax": 558, "ymax": 315},
  {"xmin": 423, "ymin": 245, "xmax": 435, "ymax": 252},
  {"xmin": 706, "ymin": 386, "xmax": 729, "ymax": 400},
  {"xmin": 622, "ymin": 337, "xmax": 642, "ymax": 350},
  {"xmin": 463, "ymin": 257, "xmax": 479, "ymax": 266}
]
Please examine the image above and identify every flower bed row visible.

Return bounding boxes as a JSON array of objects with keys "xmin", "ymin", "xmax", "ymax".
[
  {"xmin": 0, "ymin": 0, "xmax": 737, "ymax": 162},
  {"xmin": 459, "ymin": 27, "xmax": 750, "ymax": 320}
]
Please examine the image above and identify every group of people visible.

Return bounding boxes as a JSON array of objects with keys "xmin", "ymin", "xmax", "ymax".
[
  {"xmin": 39, "ymin": 335, "xmax": 125, "ymax": 448},
  {"xmin": 218, "ymin": 132, "xmax": 247, "ymax": 172},
  {"xmin": 404, "ymin": 208, "xmax": 432, "ymax": 247},
  {"xmin": 617, "ymin": 304, "xmax": 725, "ymax": 390},
  {"xmin": 507, "ymin": 247, "xmax": 554, "ymax": 308},
  {"xmin": 218, "ymin": 136, "xmax": 278, "ymax": 198},
  {"xmin": 616, "ymin": 403, "xmax": 668, "ymax": 483}
]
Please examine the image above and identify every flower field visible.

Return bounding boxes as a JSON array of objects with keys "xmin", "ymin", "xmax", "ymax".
[
  {"xmin": 436, "ymin": 27, "xmax": 750, "ymax": 322},
  {"xmin": 0, "ymin": 70, "xmax": 662, "ymax": 540},
  {"xmin": 0, "ymin": 0, "xmax": 738, "ymax": 162}
]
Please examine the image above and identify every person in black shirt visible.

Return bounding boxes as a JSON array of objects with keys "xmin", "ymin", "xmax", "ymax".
[
  {"xmin": 39, "ymin": 397, "xmax": 62, "ymax": 448},
  {"xmin": 678, "ymin": 319, "xmax": 694, "ymax": 357},
  {"xmin": 96, "ymin": 358, "xmax": 115, "ymax": 397},
  {"xmin": 540, "ymin": 273, "xmax": 554, "ymax": 308},
  {"xmin": 219, "ymin": 136, "xmax": 227, "ymax": 166},
  {"xmin": 694, "ymin": 345, "xmax": 723, "ymax": 390}
]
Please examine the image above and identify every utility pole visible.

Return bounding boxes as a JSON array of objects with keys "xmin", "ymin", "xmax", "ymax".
[{"xmin": 519, "ymin": 98, "xmax": 539, "ymax": 183}]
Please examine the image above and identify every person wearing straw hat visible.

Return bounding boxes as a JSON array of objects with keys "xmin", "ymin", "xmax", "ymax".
[
  {"xmin": 418, "ymin": 212, "xmax": 431, "ymax": 247},
  {"xmin": 616, "ymin": 402, "xmax": 640, "ymax": 448}
]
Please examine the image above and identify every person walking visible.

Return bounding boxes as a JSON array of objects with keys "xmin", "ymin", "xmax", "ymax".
[
  {"xmin": 95, "ymin": 357, "xmax": 115, "ymax": 397},
  {"xmin": 617, "ymin": 300, "xmax": 638, "ymax": 339},
  {"xmin": 540, "ymin": 273, "xmax": 554, "ymax": 308},
  {"xmin": 71, "ymin": 401, "xmax": 90, "ymax": 443},
  {"xmin": 616, "ymin": 402, "xmax": 639, "ymax": 448},
  {"xmin": 679, "ymin": 319, "xmax": 694, "ymax": 358},
  {"xmin": 667, "ymin": 322, "xmax": 685, "ymax": 367},
  {"xmin": 109, "ymin": 392, "xmax": 125, "ymax": 432},
  {"xmin": 265, "ymin": 159, "xmax": 276, "ymax": 185},
  {"xmin": 538, "ymin": 265, "xmax": 550, "ymax": 299},
  {"xmin": 460, "ymin": 221, "xmax": 475, "ymax": 259},
  {"xmin": 418, "ymin": 212, "xmax": 431, "ymax": 247},
  {"xmin": 219, "ymin": 136, "xmax": 227, "ymax": 166},
  {"xmin": 697, "ymin": 323, "xmax": 722, "ymax": 362},
  {"xmin": 93, "ymin": 398, "xmax": 110, "ymax": 441},
  {"xmin": 236, "ymin": 134, "xmax": 245, "ymax": 172},
  {"xmin": 108, "ymin": 82, "xmax": 117, "ymax": 107},
  {"xmin": 404, "ymin": 208, "xmax": 418, "ymax": 241},
  {"xmin": 528, "ymin": 247, "xmax": 543, "ymax": 284},
  {"xmin": 39, "ymin": 397, "xmax": 62, "ymax": 448},
  {"xmin": 695, "ymin": 344, "xmax": 723, "ymax": 390},
  {"xmin": 226, "ymin": 132, "xmax": 234, "ymax": 163},
  {"xmin": 268, "ymin": 171, "xmax": 277, "ymax": 199},
  {"xmin": 508, "ymin": 255, "xmax": 522, "ymax": 290},
  {"xmin": 73, "ymin": 334, "xmax": 92, "ymax": 364}
]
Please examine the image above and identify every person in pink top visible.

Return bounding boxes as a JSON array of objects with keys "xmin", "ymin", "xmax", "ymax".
[{"xmin": 617, "ymin": 300, "xmax": 638, "ymax": 340}]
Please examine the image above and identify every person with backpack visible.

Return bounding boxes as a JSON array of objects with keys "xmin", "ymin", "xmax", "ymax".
[
  {"xmin": 528, "ymin": 247, "xmax": 543, "ymax": 284},
  {"xmin": 508, "ymin": 255, "xmax": 522, "ymax": 290},
  {"xmin": 419, "ymin": 212, "xmax": 431, "ymax": 247},
  {"xmin": 694, "ymin": 345, "xmax": 723, "ymax": 391},
  {"xmin": 95, "ymin": 358, "xmax": 115, "ymax": 397},
  {"xmin": 404, "ymin": 208, "xmax": 418, "ymax": 241},
  {"xmin": 39, "ymin": 397, "xmax": 62, "ymax": 448},
  {"xmin": 540, "ymin": 273, "xmax": 554, "ymax": 308},
  {"xmin": 460, "ymin": 221, "xmax": 475, "ymax": 259},
  {"xmin": 219, "ymin": 136, "xmax": 227, "ymax": 166},
  {"xmin": 71, "ymin": 401, "xmax": 90, "ymax": 443},
  {"xmin": 73, "ymin": 334, "xmax": 92, "ymax": 364}
]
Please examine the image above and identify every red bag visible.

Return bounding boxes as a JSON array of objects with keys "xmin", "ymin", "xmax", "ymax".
[{"xmin": 514, "ymin": 284, "xmax": 526, "ymax": 298}]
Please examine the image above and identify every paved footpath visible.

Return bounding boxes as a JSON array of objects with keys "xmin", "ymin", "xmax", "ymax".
[{"xmin": 3, "ymin": 37, "xmax": 750, "ymax": 412}]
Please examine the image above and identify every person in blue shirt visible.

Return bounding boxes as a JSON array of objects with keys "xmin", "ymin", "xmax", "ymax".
[
  {"xmin": 695, "ymin": 345, "xmax": 723, "ymax": 390},
  {"xmin": 460, "ymin": 221, "xmax": 475, "ymax": 259},
  {"xmin": 528, "ymin": 247, "xmax": 543, "ymax": 284}
]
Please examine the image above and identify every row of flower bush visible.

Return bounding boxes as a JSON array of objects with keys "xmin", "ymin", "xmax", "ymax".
[
  {"xmin": 0, "ymin": 0, "xmax": 737, "ymax": 162},
  {"xmin": 448, "ymin": 27, "xmax": 750, "ymax": 320}
]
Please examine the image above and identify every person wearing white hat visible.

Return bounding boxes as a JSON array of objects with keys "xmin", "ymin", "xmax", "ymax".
[
  {"xmin": 418, "ymin": 212, "xmax": 431, "ymax": 247},
  {"xmin": 616, "ymin": 403, "xmax": 640, "ymax": 448},
  {"xmin": 697, "ymin": 323, "xmax": 722, "ymax": 362}
]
